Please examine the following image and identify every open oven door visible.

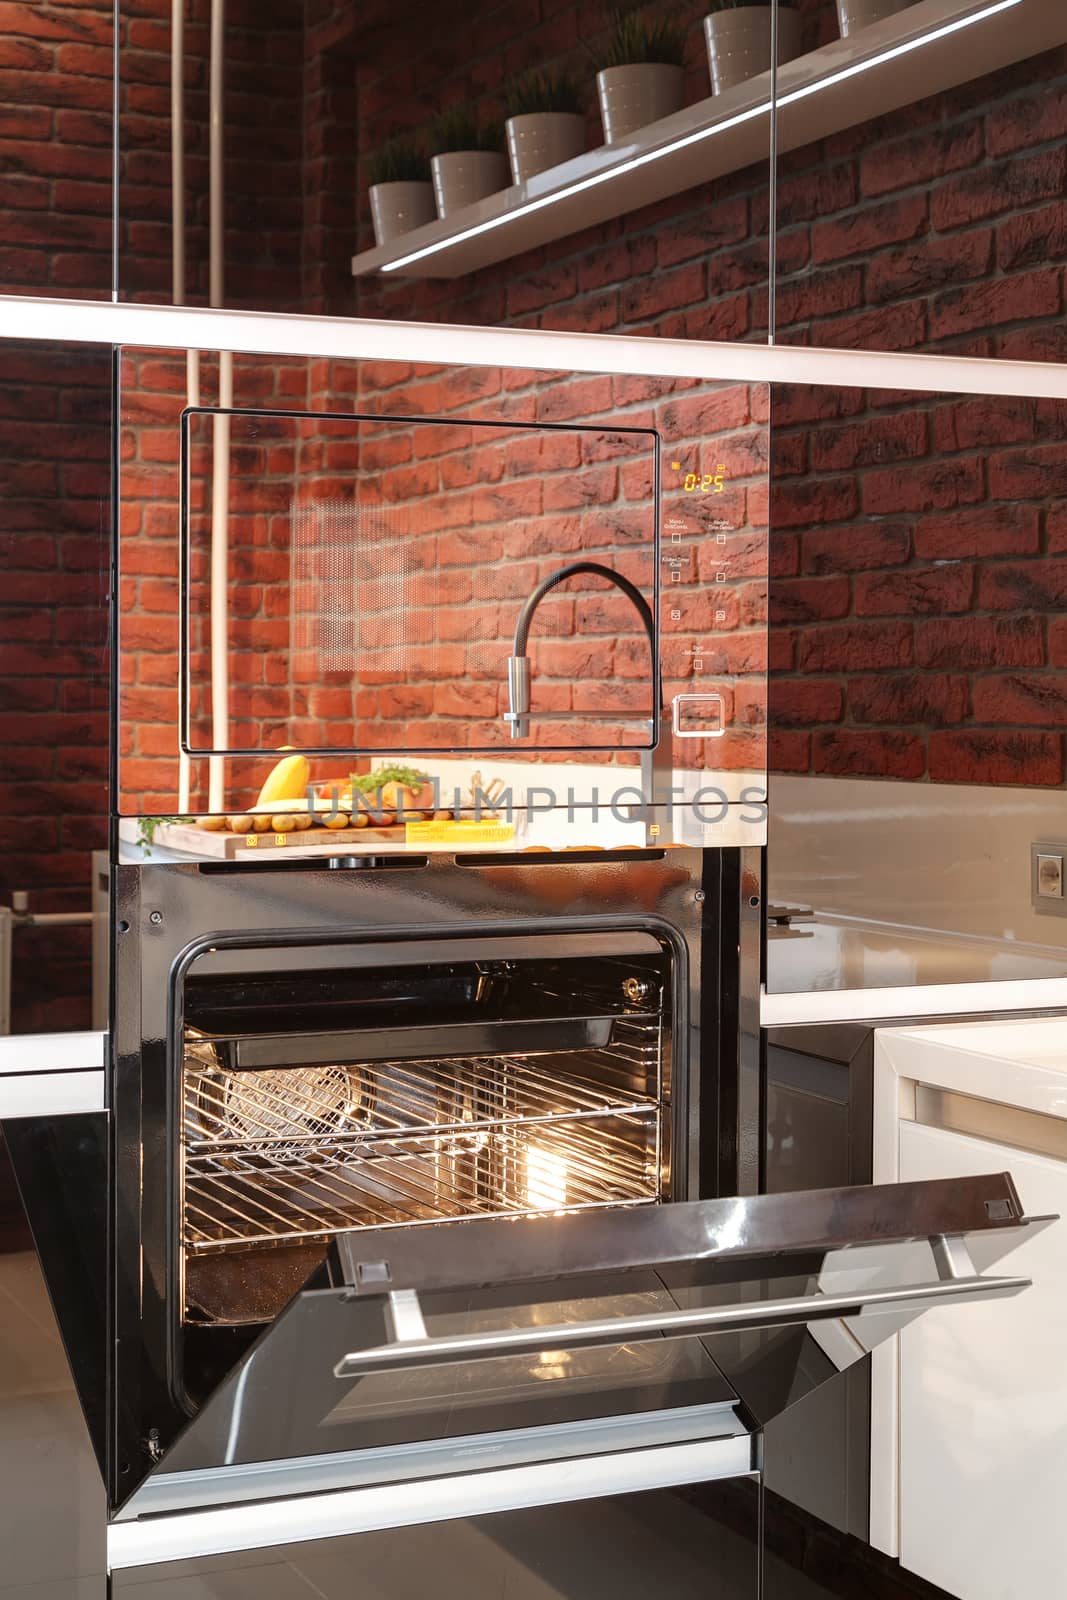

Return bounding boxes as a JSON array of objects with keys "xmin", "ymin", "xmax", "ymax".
[{"xmin": 109, "ymin": 1173, "xmax": 1049, "ymax": 1568}]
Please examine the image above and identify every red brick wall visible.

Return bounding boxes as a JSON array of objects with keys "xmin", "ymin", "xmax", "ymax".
[{"xmin": 346, "ymin": 7, "xmax": 1067, "ymax": 788}]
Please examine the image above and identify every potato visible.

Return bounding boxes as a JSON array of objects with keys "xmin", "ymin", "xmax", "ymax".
[
  {"xmin": 405, "ymin": 810, "xmax": 428, "ymax": 824},
  {"xmin": 196, "ymin": 815, "xmax": 226, "ymax": 832},
  {"xmin": 433, "ymin": 809, "xmax": 454, "ymax": 823},
  {"xmin": 252, "ymin": 814, "xmax": 273, "ymax": 832},
  {"xmin": 271, "ymin": 814, "xmax": 298, "ymax": 832},
  {"xmin": 323, "ymin": 812, "xmax": 350, "ymax": 830},
  {"xmin": 351, "ymin": 811, "xmax": 369, "ymax": 829},
  {"xmin": 228, "ymin": 814, "xmax": 254, "ymax": 834},
  {"xmin": 293, "ymin": 812, "xmax": 314, "ymax": 831}
]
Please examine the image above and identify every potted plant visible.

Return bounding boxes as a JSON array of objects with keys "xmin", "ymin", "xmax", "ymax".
[
  {"xmin": 836, "ymin": 0, "xmax": 911, "ymax": 37},
  {"xmin": 504, "ymin": 70, "xmax": 586, "ymax": 185},
  {"xmin": 429, "ymin": 106, "xmax": 509, "ymax": 218},
  {"xmin": 595, "ymin": 8, "xmax": 687, "ymax": 145},
  {"xmin": 367, "ymin": 138, "xmax": 434, "ymax": 247},
  {"xmin": 703, "ymin": 0, "xmax": 802, "ymax": 96}
]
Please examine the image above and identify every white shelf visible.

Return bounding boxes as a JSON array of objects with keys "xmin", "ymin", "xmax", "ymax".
[{"xmin": 351, "ymin": 0, "xmax": 1065, "ymax": 281}]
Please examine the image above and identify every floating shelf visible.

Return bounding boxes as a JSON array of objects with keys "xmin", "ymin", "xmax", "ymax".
[{"xmin": 351, "ymin": 0, "xmax": 1065, "ymax": 281}]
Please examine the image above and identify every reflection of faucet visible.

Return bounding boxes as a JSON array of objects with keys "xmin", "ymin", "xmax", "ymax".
[{"xmin": 504, "ymin": 561, "xmax": 656, "ymax": 739}]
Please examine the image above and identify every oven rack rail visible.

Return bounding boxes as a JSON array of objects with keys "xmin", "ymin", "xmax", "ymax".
[
  {"xmin": 183, "ymin": 1044, "xmax": 662, "ymax": 1155},
  {"xmin": 182, "ymin": 1113, "xmax": 659, "ymax": 1254}
]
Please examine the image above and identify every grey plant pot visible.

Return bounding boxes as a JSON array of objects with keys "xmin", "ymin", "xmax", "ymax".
[
  {"xmin": 431, "ymin": 150, "xmax": 510, "ymax": 217},
  {"xmin": 505, "ymin": 112, "xmax": 586, "ymax": 184},
  {"xmin": 703, "ymin": 6, "xmax": 803, "ymax": 95},
  {"xmin": 836, "ymin": 0, "xmax": 911, "ymax": 36},
  {"xmin": 369, "ymin": 180, "xmax": 435, "ymax": 247},
  {"xmin": 596, "ymin": 62, "xmax": 685, "ymax": 145}
]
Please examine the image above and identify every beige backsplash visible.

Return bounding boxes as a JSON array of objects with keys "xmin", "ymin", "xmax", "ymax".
[{"xmin": 768, "ymin": 775, "xmax": 1067, "ymax": 950}]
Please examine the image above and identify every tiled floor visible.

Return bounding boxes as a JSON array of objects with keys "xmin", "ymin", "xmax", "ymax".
[{"xmin": 0, "ymin": 1252, "xmax": 106, "ymax": 1600}]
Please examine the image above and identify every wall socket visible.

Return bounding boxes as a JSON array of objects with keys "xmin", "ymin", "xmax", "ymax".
[{"xmin": 1032, "ymin": 841, "xmax": 1067, "ymax": 916}]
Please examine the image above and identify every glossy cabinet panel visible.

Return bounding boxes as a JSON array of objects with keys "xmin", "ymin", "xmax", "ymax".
[
  {"xmin": 0, "ymin": 341, "xmax": 111, "ymax": 1033},
  {"xmin": 899, "ymin": 1120, "xmax": 1067, "ymax": 1600}
]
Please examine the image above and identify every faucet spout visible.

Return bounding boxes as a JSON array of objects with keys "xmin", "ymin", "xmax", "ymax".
[{"xmin": 504, "ymin": 561, "xmax": 656, "ymax": 740}]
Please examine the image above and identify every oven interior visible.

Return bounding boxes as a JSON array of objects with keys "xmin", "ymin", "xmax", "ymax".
[{"xmin": 177, "ymin": 945, "xmax": 675, "ymax": 1361}]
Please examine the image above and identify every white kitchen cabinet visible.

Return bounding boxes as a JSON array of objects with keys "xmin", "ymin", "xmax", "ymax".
[{"xmin": 872, "ymin": 1019, "xmax": 1067, "ymax": 1600}]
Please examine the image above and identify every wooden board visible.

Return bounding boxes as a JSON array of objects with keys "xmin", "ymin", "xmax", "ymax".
[{"xmin": 150, "ymin": 821, "xmax": 408, "ymax": 859}]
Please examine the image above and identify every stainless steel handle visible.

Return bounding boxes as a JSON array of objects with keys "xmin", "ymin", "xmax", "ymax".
[{"xmin": 334, "ymin": 1269, "xmax": 1029, "ymax": 1379}]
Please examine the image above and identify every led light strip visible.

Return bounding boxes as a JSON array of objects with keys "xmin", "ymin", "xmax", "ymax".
[{"xmin": 379, "ymin": 0, "xmax": 1023, "ymax": 274}]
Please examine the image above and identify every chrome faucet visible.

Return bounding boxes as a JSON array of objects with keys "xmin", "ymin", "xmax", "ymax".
[{"xmin": 504, "ymin": 561, "xmax": 656, "ymax": 739}]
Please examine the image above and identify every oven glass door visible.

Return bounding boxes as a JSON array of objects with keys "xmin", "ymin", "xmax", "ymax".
[{"xmin": 137, "ymin": 1176, "xmax": 1042, "ymax": 1510}]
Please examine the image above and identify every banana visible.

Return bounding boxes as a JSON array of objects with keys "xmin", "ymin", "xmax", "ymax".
[{"xmin": 254, "ymin": 752, "xmax": 310, "ymax": 808}]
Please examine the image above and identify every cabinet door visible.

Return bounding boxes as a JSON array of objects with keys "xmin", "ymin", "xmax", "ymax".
[{"xmin": 899, "ymin": 1121, "xmax": 1067, "ymax": 1600}]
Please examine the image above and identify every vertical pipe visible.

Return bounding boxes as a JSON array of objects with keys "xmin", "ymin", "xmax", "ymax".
[
  {"xmin": 208, "ymin": 0, "xmax": 229, "ymax": 812},
  {"xmin": 172, "ymin": 0, "xmax": 193, "ymax": 813}
]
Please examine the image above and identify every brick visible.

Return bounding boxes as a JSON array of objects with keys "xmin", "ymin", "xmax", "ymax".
[
  {"xmin": 972, "ymin": 673, "xmax": 1067, "ymax": 727},
  {"xmin": 811, "ymin": 413, "xmax": 927, "ymax": 473},
  {"xmin": 864, "ymin": 113, "xmax": 978, "ymax": 191},
  {"xmin": 913, "ymin": 504, "xmax": 1040, "ymax": 560},
  {"xmin": 850, "ymin": 672, "xmax": 969, "ymax": 726},
  {"xmin": 932, "ymin": 150, "xmax": 1067, "ymax": 230},
  {"xmin": 855, "ymin": 565, "xmax": 974, "ymax": 617},
  {"xmin": 989, "ymin": 443, "xmax": 1067, "ymax": 501},
  {"xmin": 768, "ymin": 730, "xmax": 812, "ymax": 773},
  {"xmin": 800, "ymin": 521, "xmax": 911, "ymax": 575},
  {"xmin": 772, "ymin": 265, "xmax": 863, "ymax": 329},
  {"xmin": 932, "ymin": 268, "xmax": 1061, "ymax": 340},
  {"xmin": 620, "ymin": 262, "xmax": 706, "ymax": 324},
  {"xmin": 769, "ymin": 679, "xmax": 844, "ymax": 727},
  {"xmin": 771, "ymin": 477, "xmax": 859, "ymax": 529},
  {"xmin": 774, "ymin": 162, "xmax": 857, "ymax": 227},
  {"xmin": 770, "ymin": 576, "xmax": 850, "ymax": 625},
  {"xmin": 916, "ymin": 616, "xmax": 1044, "ymax": 670},
  {"xmin": 928, "ymin": 731, "xmax": 1064, "ymax": 787},
  {"xmin": 867, "ymin": 229, "xmax": 993, "ymax": 305},
  {"xmin": 812, "ymin": 729, "xmax": 926, "ymax": 779},
  {"xmin": 986, "ymin": 89, "xmax": 1067, "ymax": 157},
  {"xmin": 797, "ymin": 622, "xmax": 913, "ymax": 672},
  {"xmin": 819, "ymin": 299, "xmax": 928, "ymax": 352},
  {"xmin": 997, "ymin": 201, "xmax": 1067, "ymax": 272},
  {"xmin": 862, "ymin": 457, "xmax": 983, "ymax": 514},
  {"xmin": 656, "ymin": 198, "xmax": 748, "ymax": 267},
  {"xmin": 812, "ymin": 194, "xmax": 927, "ymax": 264}
]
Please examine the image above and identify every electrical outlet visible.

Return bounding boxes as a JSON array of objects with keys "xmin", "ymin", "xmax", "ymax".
[{"xmin": 1032, "ymin": 841, "xmax": 1067, "ymax": 916}]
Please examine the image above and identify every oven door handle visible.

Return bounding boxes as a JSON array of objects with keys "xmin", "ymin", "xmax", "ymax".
[{"xmin": 333, "ymin": 1236, "xmax": 1030, "ymax": 1379}]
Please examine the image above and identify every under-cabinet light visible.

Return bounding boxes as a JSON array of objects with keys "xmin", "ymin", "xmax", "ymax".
[{"xmin": 379, "ymin": 0, "xmax": 1022, "ymax": 274}]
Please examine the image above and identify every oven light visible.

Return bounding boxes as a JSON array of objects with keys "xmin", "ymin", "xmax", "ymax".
[{"xmin": 525, "ymin": 1145, "xmax": 568, "ymax": 1211}]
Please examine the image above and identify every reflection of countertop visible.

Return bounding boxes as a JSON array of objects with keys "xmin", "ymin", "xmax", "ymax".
[
  {"xmin": 763, "ymin": 913, "xmax": 1067, "ymax": 1027},
  {"xmin": 0, "ymin": 1030, "xmax": 105, "ymax": 1116}
]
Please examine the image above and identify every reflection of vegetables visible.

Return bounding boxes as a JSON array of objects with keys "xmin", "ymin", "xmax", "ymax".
[
  {"xmin": 350, "ymin": 764, "xmax": 430, "ymax": 795},
  {"xmin": 255, "ymin": 752, "xmax": 309, "ymax": 807}
]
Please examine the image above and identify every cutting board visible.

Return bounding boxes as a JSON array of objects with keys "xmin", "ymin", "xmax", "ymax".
[{"xmin": 150, "ymin": 821, "xmax": 409, "ymax": 859}]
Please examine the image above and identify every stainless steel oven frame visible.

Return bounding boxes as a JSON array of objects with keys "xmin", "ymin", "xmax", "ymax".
[{"xmin": 109, "ymin": 847, "xmax": 737, "ymax": 1512}]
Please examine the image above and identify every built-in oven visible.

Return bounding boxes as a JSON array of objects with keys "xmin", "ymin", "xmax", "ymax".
[{"xmin": 5, "ymin": 334, "xmax": 1051, "ymax": 1590}]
